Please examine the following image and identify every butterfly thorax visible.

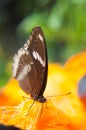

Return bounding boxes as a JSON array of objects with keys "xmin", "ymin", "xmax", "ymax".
[{"xmin": 31, "ymin": 94, "xmax": 47, "ymax": 103}]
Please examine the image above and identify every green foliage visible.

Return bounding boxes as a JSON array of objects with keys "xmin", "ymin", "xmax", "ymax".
[
  {"xmin": 0, "ymin": 0, "xmax": 86, "ymax": 85},
  {"xmin": 0, "ymin": 58, "xmax": 11, "ymax": 86},
  {"xmin": 17, "ymin": 1, "xmax": 86, "ymax": 61}
]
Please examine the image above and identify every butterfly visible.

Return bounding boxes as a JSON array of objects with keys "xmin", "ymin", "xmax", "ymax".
[{"xmin": 12, "ymin": 26, "xmax": 48, "ymax": 103}]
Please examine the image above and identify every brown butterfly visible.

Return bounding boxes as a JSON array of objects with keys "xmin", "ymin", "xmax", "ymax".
[{"xmin": 12, "ymin": 26, "xmax": 48, "ymax": 103}]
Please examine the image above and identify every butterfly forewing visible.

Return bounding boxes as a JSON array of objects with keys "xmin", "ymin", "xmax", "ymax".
[
  {"xmin": 12, "ymin": 26, "xmax": 47, "ymax": 101},
  {"xmin": 27, "ymin": 27, "xmax": 47, "ymax": 97}
]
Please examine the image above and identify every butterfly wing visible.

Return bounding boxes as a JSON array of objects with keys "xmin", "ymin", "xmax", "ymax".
[
  {"xmin": 26, "ymin": 27, "xmax": 48, "ymax": 97},
  {"xmin": 12, "ymin": 26, "xmax": 48, "ymax": 98},
  {"xmin": 12, "ymin": 47, "xmax": 37, "ymax": 94}
]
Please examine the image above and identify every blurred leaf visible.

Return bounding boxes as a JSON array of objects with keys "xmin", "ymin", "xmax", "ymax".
[
  {"xmin": 0, "ymin": 58, "xmax": 11, "ymax": 86},
  {"xmin": 71, "ymin": 0, "xmax": 86, "ymax": 3},
  {"xmin": 17, "ymin": 13, "xmax": 48, "ymax": 35},
  {"xmin": 48, "ymin": 0, "xmax": 70, "ymax": 30}
]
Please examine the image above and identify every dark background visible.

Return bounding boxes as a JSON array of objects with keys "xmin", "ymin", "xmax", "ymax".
[{"xmin": 0, "ymin": 0, "xmax": 86, "ymax": 86}]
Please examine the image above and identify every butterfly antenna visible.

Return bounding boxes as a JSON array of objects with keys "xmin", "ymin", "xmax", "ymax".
[{"xmin": 46, "ymin": 92, "xmax": 71, "ymax": 98}]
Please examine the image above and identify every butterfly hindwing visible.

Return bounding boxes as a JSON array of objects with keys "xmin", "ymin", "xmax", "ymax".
[{"xmin": 13, "ymin": 47, "xmax": 37, "ymax": 94}]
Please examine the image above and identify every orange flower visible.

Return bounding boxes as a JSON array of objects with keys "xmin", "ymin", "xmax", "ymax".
[
  {"xmin": 0, "ymin": 79, "xmax": 26, "ymax": 106},
  {"xmin": 64, "ymin": 51, "xmax": 86, "ymax": 82},
  {"xmin": 0, "ymin": 51, "xmax": 86, "ymax": 130}
]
